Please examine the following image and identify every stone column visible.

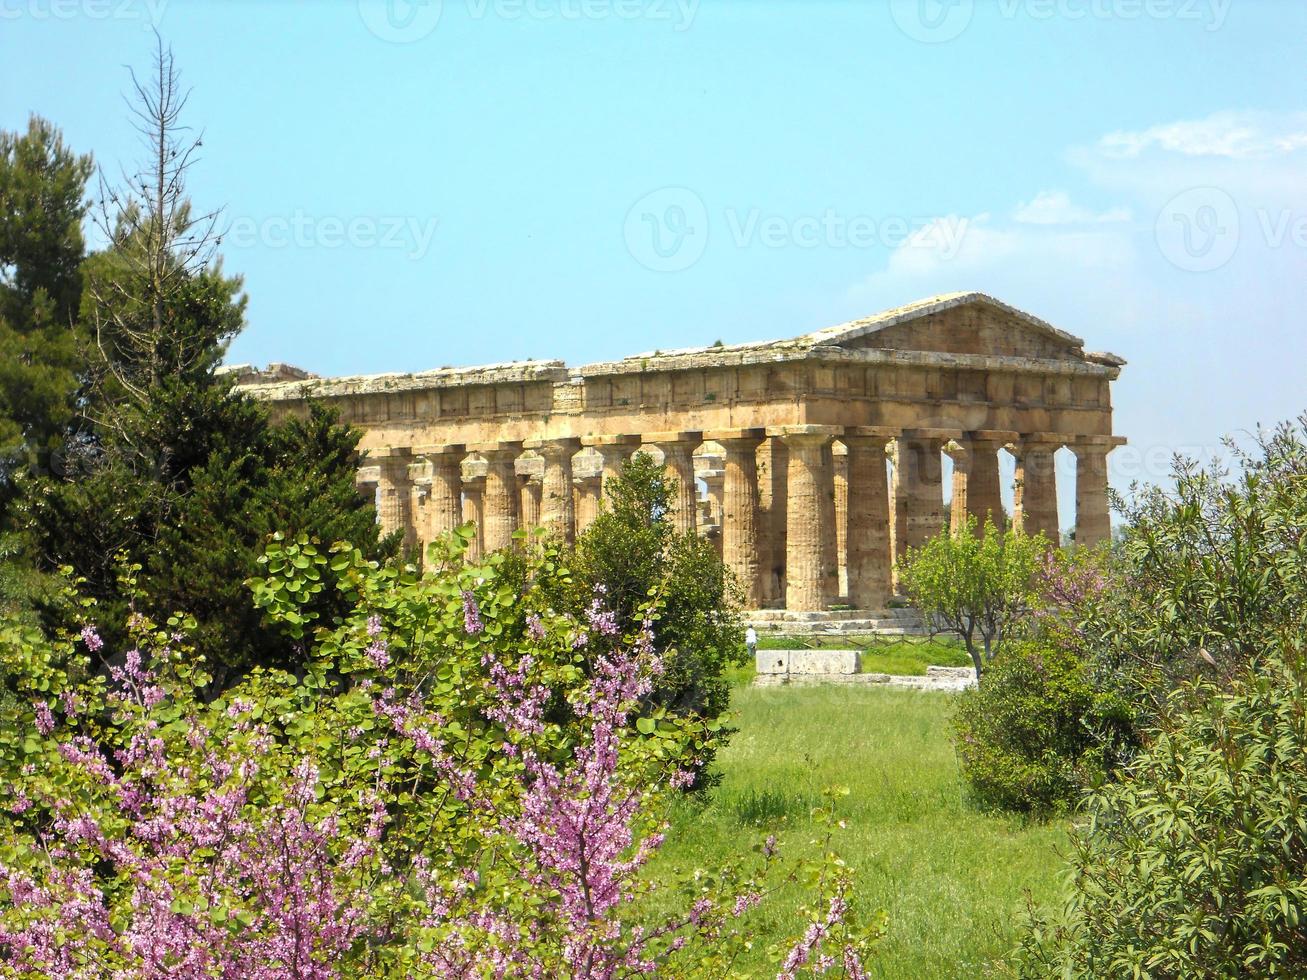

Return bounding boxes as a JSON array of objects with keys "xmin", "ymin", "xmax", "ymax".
[
  {"xmin": 819, "ymin": 440, "xmax": 839, "ymax": 603},
  {"xmin": 758, "ymin": 438, "xmax": 788, "ymax": 606},
  {"xmin": 526, "ymin": 438, "xmax": 580, "ymax": 543},
  {"xmin": 647, "ymin": 431, "xmax": 701, "ymax": 536},
  {"xmin": 701, "ymin": 455, "xmax": 725, "ymax": 531},
  {"xmin": 944, "ymin": 440, "xmax": 971, "ymax": 535},
  {"xmin": 520, "ymin": 475, "xmax": 542, "ymax": 531},
  {"xmin": 896, "ymin": 432, "xmax": 949, "ymax": 552},
  {"xmin": 1012, "ymin": 436, "xmax": 1061, "ymax": 542},
  {"xmin": 965, "ymin": 433, "xmax": 1009, "ymax": 533},
  {"xmin": 843, "ymin": 428, "xmax": 895, "ymax": 610},
  {"xmin": 462, "ymin": 479, "xmax": 484, "ymax": 559},
  {"xmin": 574, "ymin": 474, "xmax": 601, "ymax": 535},
  {"xmin": 707, "ymin": 429, "xmax": 765, "ymax": 607},
  {"xmin": 773, "ymin": 426, "xmax": 840, "ymax": 612},
  {"xmin": 474, "ymin": 442, "xmax": 523, "ymax": 553},
  {"xmin": 416, "ymin": 445, "xmax": 464, "ymax": 544},
  {"xmin": 1073, "ymin": 438, "xmax": 1117, "ymax": 546},
  {"xmin": 833, "ymin": 444, "xmax": 849, "ymax": 601},
  {"xmin": 584, "ymin": 435, "xmax": 640, "ymax": 513},
  {"xmin": 375, "ymin": 449, "xmax": 416, "ymax": 551}
]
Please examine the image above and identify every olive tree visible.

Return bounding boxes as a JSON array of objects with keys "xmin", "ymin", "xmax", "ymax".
[{"xmin": 897, "ymin": 516, "xmax": 1047, "ymax": 679}]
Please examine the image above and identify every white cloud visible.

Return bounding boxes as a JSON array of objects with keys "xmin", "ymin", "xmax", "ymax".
[
  {"xmin": 1013, "ymin": 190, "xmax": 1131, "ymax": 225},
  {"xmin": 1094, "ymin": 110, "xmax": 1307, "ymax": 161}
]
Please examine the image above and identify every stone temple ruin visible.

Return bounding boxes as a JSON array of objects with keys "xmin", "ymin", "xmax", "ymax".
[{"xmin": 231, "ymin": 292, "xmax": 1125, "ymax": 614}]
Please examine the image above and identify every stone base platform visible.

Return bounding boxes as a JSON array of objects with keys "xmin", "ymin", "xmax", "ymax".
[
  {"xmin": 753, "ymin": 663, "xmax": 975, "ymax": 692},
  {"xmin": 744, "ymin": 607, "xmax": 930, "ymax": 636}
]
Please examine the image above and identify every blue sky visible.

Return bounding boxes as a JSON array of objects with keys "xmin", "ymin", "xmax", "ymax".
[{"xmin": 3, "ymin": 0, "xmax": 1306, "ymax": 508}]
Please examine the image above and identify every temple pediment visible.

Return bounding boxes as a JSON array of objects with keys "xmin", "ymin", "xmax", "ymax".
[{"xmin": 799, "ymin": 292, "xmax": 1123, "ymax": 366}]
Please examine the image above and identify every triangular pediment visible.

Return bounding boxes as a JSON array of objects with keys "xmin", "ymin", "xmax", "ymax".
[{"xmin": 799, "ymin": 292, "xmax": 1122, "ymax": 365}]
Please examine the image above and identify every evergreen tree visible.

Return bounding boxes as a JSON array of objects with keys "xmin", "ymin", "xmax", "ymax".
[
  {"xmin": 0, "ymin": 116, "xmax": 93, "ymax": 619},
  {"xmin": 21, "ymin": 39, "xmax": 392, "ymax": 686}
]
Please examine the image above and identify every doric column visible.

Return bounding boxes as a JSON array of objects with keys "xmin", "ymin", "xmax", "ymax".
[
  {"xmin": 574, "ymin": 470, "xmax": 602, "ymax": 536},
  {"xmin": 944, "ymin": 440, "xmax": 971, "ymax": 535},
  {"xmin": 819, "ymin": 440, "xmax": 839, "ymax": 603},
  {"xmin": 706, "ymin": 429, "xmax": 765, "ymax": 607},
  {"xmin": 473, "ymin": 442, "xmax": 523, "ymax": 553},
  {"xmin": 462, "ymin": 478, "xmax": 484, "ymax": 559},
  {"xmin": 1012, "ymin": 435, "xmax": 1061, "ymax": 542},
  {"xmin": 416, "ymin": 445, "xmax": 464, "ymax": 545},
  {"xmin": 758, "ymin": 438, "xmax": 788, "ymax": 606},
  {"xmin": 520, "ymin": 475, "xmax": 542, "ymax": 531},
  {"xmin": 583, "ymin": 435, "xmax": 641, "ymax": 512},
  {"xmin": 374, "ymin": 449, "xmax": 416, "ymax": 551},
  {"xmin": 646, "ymin": 431, "xmax": 701, "ymax": 536},
  {"xmin": 895, "ymin": 431, "xmax": 950, "ymax": 552},
  {"xmin": 526, "ymin": 438, "xmax": 580, "ymax": 543},
  {"xmin": 833, "ymin": 444, "xmax": 849, "ymax": 601},
  {"xmin": 773, "ymin": 426, "xmax": 841, "ymax": 612},
  {"xmin": 700, "ymin": 454, "xmax": 725, "ymax": 531},
  {"xmin": 965, "ymin": 432, "xmax": 1009, "ymax": 533},
  {"xmin": 1073, "ymin": 437, "xmax": 1119, "ymax": 547},
  {"xmin": 843, "ymin": 427, "xmax": 895, "ymax": 610}
]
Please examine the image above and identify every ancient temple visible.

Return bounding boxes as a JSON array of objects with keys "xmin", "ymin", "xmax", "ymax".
[{"xmin": 232, "ymin": 292, "xmax": 1125, "ymax": 612}]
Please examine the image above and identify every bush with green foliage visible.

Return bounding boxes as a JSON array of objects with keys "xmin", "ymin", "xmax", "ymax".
[
  {"xmin": 951, "ymin": 642, "xmax": 1134, "ymax": 814},
  {"xmin": 537, "ymin": 451, "xmax": 745, "ymax": 733},
  {"xmin": 0, "ymin": 531, "xmax": 877, "ymax": 976},
  {"xmin": 897, "ymin": 516, "xmax": 1046, "ymax": 679},
  {"xmin": 1012, "ymin": 649, "xmax": 1307, "ymax": 978},
  {"xmin": 1066, "ymin": 417, "xmax": 1307, "ymax": 724}
]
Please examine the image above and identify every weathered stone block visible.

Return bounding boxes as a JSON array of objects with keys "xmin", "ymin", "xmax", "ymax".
[{"xmin": 755, "ymin": 650, "xmax": 860, "ymax": 675}]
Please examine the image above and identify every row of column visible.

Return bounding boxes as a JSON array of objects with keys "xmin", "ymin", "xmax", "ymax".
[{"xmin": 366, "ymin": 426, "xmax": 1118, "ymax": 613}]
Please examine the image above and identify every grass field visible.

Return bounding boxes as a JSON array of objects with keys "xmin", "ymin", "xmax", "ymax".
[
  {"xmin": 753, "ymin": 634, "xmax": 973, "ymax": 676},
  {"xmin": 647, "ymin": 684, "xmax": 1068, "ymax": 978}
]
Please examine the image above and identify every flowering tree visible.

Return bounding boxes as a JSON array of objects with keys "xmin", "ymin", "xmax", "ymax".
[{"xmin": 0, "ymin": 530, "xmax": 878, "ymax": 977}]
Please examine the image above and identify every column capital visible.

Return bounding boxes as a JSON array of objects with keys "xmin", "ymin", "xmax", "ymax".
[
  {"xmin": 1069, "ymin": 434, "xmax": 1127, "ymax": 451},
  {"xmin": 1011, "ymin": 432, "xmax": 1066, "ymax": 453},
  {"xmin": 412, "ymin": 443, "xmax": 465, "ymax": 459},
  {"xmin": 843, "ymin": 425, "xmax": 899, "ymax": 443},
  {"xmin": 523, "ymin": 436, "xmax": 581, "ymax": 455},
  {"xmin": 703, "ymin": 427, "xmax": 766, "ymax": 445},
  {"xmin": 468, "ymin": 440, "xmax": 524, "ymax": 458},
  {"xmin": 767, "ymin": 424, "xmax": 842, "ymax": 444},
  {"xmin": 580, "ymin": 433, "xmax": 641, "ymax": 449},
  {"xmin": 644, "ymin": 430, "xmax": 702, "ymax": 446},
  {"xmin": 902, "ymin": 427, "xmax": 962, "ymax": 443}
]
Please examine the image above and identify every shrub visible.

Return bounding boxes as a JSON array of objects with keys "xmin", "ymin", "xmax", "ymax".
[
  {"xmin": 0, "ymin": 531, "xmax": 878, "ymax": 977},
  {"xmin": 1012, "ymin": 650, "xmax": 1307, "ymax": 978},
  {"xmin": 951, "ymin": 643, "xmax": 1134, "ymax": 814},
  {"xmin": 898, "ymin": 516, "xmax": 1045, "ymax": 679}
]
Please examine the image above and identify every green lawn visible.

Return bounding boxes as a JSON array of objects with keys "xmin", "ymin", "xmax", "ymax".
[
  {"xmin": 647, "ymin": 684, "xmax": 1067, "ymax": 978},
  {"xmin": 753, "ymin": 634, "xmax": 973, "ymax": 676}
]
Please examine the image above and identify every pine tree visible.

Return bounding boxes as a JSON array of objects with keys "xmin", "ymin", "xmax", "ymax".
[{"xmin": 22, "ymin": 39, "xmax": 393, "ymax": 686}]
